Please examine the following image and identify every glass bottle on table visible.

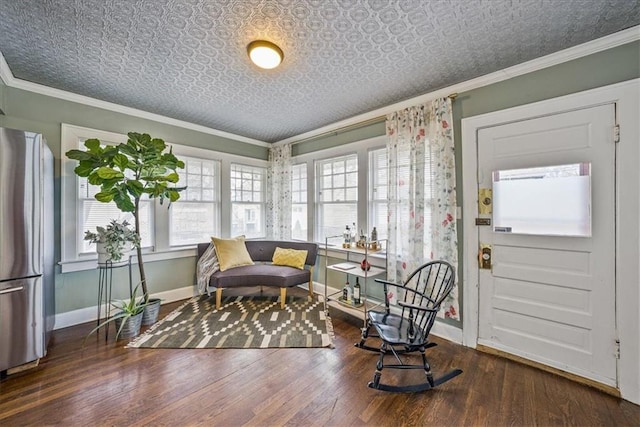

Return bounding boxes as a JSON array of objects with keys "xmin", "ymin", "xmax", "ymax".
[
  {"xmin": 351, "ymin": 222, "xmax": 357, "ymax": 245},
  {"xmin": 353, "ymin": 277, "xmax": 361, "ymax": 305},
  {"xmin": 343, "ymin": 225, "xmax": 351, "ymax": 247},
  {"xmin": 371, "ymin": 226, "xmax": 378, "ymax": 250},
  {"xmin": 343, "ymin": 278, "xmax": 351, "ymax": 302}
]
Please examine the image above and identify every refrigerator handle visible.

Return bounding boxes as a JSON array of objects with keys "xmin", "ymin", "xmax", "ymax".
[{"xmin": 0, "ymin": 286, "xmax": 24, "ymax": 295}]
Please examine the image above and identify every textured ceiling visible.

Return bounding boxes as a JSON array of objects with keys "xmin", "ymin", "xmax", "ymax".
[{"xmin": 1, "ymin": 0, "xmax": 639, "ymax": 143}]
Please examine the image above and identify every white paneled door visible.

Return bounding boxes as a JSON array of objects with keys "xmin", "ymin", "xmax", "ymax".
[{"xmin": 476, "ymin": 104, "xmax": 617, "ymax": 386}]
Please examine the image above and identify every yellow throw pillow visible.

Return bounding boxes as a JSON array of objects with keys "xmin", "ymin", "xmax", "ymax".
[
  {"xmin": 272, "ymin": 247, "xmax": 308, "ymax": 270},
  {"xmin": 211, "ymin": 236, "xmax": 254, "ymax": 272}
]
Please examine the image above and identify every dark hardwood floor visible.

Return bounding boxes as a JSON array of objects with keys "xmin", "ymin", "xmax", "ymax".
[{"xmin": 1, "ymin": 287, "xmax": 638, "ymax": 426}]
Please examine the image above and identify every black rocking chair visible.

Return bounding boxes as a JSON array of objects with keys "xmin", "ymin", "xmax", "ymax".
[{"xmin": 356, "ymin": 260, "xmax": 463, "ymax": 392}]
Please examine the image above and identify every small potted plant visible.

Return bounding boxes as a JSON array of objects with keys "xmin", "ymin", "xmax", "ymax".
[
  {"xmin": 85, "ymin": 283, "xmax": 148, "ymax": 342},
  {"xmin": 84, "ymin": 219, "xmax": 141, "ymax": 266}
]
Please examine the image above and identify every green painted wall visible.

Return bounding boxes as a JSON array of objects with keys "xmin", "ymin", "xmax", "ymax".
[
  {"xmin": 55, "ymin": 257, "xmax": 196, "ymax": 313},
  {"xmin": 296, "ymin": 40, "xmax": 640, "ymax": 327},
  {"xmin": 293, "ymin": 121, "xmax": 385, "ymax": 157},
  {"xmin": 0, "ymin": 85, "xmax": 268, "ymax": 316}
]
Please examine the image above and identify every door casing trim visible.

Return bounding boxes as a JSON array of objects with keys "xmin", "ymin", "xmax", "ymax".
[{"xmin": 461, "ymin": 79, "xmax": 640, "ymax": 404}]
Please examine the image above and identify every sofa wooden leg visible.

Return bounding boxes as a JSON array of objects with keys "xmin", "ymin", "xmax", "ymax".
[
  {"xmin": 216, "ymin": 288, "xmax": 222, "ymax": 310},
  {"xmin": 280, "ymin": 288, "xmax": 286, "ymax": 309}
]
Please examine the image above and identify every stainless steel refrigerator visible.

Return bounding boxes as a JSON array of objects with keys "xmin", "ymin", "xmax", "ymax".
[{"xmin": 0, "ymin": 127, "xmax": 54, "ymax": 373}]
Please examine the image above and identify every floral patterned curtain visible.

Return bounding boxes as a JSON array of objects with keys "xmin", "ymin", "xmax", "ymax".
[
  {"xmin": 385, "ymin": 98, "xmax": 459, "ymax": 320},
  {"xmin": 266, "ymin": 143, "xmax": 292, "ymax": 240}
]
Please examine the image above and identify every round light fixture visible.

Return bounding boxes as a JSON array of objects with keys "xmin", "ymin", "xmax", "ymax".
[{"xmin": 247, "ymin": 40, "xmax": 283, "ymax": 69}]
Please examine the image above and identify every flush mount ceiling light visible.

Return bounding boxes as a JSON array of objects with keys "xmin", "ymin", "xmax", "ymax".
[{"xmin": 247, "ymin": 40, "xmax": 283, "ymax": 69}]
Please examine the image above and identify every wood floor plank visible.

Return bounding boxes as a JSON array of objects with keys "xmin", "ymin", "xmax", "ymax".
[{"xmin": 1, "ymin": 287, "xmax": 638, "ymax": 426}]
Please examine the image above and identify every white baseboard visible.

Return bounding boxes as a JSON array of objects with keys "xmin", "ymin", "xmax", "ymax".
[
  {"xmin": 54, "ymin": 285, "xmax": 197, "ymax": 330},
  {"xmin": 430, "ymin": 320, "xmax": 463, "ymax": 344}
]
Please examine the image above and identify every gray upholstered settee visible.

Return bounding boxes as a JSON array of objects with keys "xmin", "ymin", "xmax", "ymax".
[{"xmin": 197, "ymin": 240, "xmax": 318, "ymax": 309}]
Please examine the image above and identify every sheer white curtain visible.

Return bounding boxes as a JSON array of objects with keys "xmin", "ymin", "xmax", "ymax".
[
  {"xmin": 385, "ymin": 98, "xmax": 459, "ymax": 320},
  {"xmin": 266, "ymin": 143, "xmax": 292, "ymax": 240}
]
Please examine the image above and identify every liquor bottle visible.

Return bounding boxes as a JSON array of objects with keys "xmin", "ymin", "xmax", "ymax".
[
  {"xmin": 370, "ymin": 226, "xmax": 378, "ymax": 250},
  {"xmin": 343, "ymin": 278, "xmax": 350, "ymax": 301},
  {"xmin": 353, "ymin": 277, "xmax": 361, "ymax": 305},
  {"xmin": 343, "ymin": 225, "xmax": 351, "ymax": 247}
]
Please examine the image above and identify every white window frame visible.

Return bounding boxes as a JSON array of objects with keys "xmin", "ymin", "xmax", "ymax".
[
  {"xmin": 230, "ymin": 163, "xmax": 267, "ymax": 239},
  {"xmin": 61, "ymin": 124, "xmax": 266, "ymax": 273},
  {"xmin": 290, "ymin": 163, "xmax": 308, "ymax": 241},
  {"xmin": 315, "ymin": 153, "xmax": 359, "ymax": 241},
  {"xmin": 368, "ymin": 147, "xmax": 388, "ymax": 242},
  {"xmin": 290, "ymin": 135, "xmax": 385, "ymax": 244},
  {"xmin": 168, "ymin": 155, "xmax": 221, "ymax": 247},
  {"xmin": 74, "ymin": 138, "xmax": 155, "ymax": 255}
]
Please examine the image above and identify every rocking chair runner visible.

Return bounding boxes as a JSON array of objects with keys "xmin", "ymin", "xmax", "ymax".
[{"xmin": 356, "ymin": 260, "xmax": 463, "ymax": 392}]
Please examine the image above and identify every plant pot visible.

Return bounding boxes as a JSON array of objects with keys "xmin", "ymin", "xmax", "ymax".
[
  {"xmin": 142, "ymin": 298, "xmax": 161, "ymax": 326},
  {"xmin": 96, "ymin": 242, "xmax": 131, "ymax": 266},
  {"xmin": 113, "ymin": 311, "xmax": 143, "ymax": 339}
]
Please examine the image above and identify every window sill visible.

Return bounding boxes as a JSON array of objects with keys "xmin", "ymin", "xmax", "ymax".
[{"xmin": 59, "ymin": 247, "xmax": 198, "ymax": 273}]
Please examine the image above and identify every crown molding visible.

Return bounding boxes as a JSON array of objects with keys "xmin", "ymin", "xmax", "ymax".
[
  {"xmin": 0, "ymin": 51, "xmax": 269, "ymax": 148},
  {"xmin": 276, "ymin": 25, "xmax": 640, "ymax": 146},
  {"xmin": 0, "ymin": 51, "xmax": 14, "ymax": 86}
]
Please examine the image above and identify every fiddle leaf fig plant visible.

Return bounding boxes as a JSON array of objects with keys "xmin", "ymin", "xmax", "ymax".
[{"xmin": 66, "ymin": 132, "xmax": 186, "ymax": 299}]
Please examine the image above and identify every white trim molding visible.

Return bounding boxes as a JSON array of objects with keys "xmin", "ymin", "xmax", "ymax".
[
  {"xmin": 54, "ymin": 285, "xmax": 197, "ymax": 330},
  {"xmin": 461, "ymin": 79, "xmax": 640, "ymax": 405}
]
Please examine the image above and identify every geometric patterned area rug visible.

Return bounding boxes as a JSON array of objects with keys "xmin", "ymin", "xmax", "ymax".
[{"xmin": 127, "ymin": 295, "xmax": 333, "ymax": 349}]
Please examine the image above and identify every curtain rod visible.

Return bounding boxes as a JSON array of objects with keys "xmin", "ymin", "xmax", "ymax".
[
  {"xmin": 289, "ymin": 116, "xmax": 385, "ymax": 146},
  {"xmin": 290, "ymin": 93, "xmax": 458, "ymax": 146}
]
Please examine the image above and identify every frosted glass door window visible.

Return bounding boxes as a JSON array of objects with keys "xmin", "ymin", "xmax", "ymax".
[{"xmin": 492, "ymin": 163, "xmax": 591, "ymax": 237}]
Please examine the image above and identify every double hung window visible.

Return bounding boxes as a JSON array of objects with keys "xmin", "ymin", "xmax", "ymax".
[
  {"xmin": 61, "ymin": 124, "xmax": 224, "ymax": 272},
  {"xmin": 170, "ymin": 156, "xmax": 220, "ymax": 246},
  {"xmin": 291, "ymin": 163, "xmax": 308, "ymax": 241},
  {"xmin": 368, "ymin": 148, "xmax": 388, "ymax": 241},
  {"xmin": 70, "ymin": 131, "xmax": 153, "ymax": 254},
  {"xmin": 79, "ymin": 176, "xmax": 153, "ymax": 253},
  {"xmin": 230, "ymin": 163, "xmax": 266, "ymax": 238},
  {"xmin": 315, "ymin": 154, "xmax": 358, "ymax": 239}
]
